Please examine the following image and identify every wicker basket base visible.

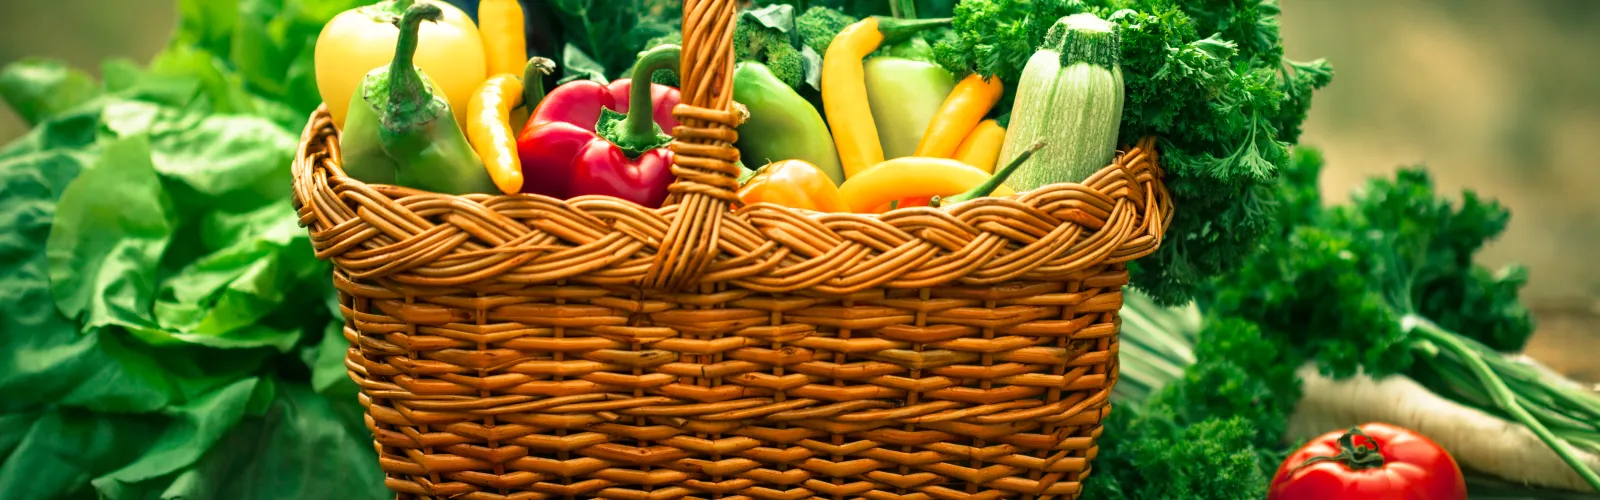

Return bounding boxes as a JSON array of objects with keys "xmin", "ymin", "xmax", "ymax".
[{"xmin": 337, "ymin": 264, "xmax": 1127, "ymax": 500}]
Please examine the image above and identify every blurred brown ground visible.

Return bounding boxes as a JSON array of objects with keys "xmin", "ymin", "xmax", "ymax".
[{"xmin": 1, "ymin": 0, "xmax": 1596, "ymax": 381}]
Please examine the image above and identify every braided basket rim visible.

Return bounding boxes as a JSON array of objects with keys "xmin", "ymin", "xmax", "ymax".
[{"xmin": 291, "ymin": 106, "xmax": 1173, "ymax": 294}]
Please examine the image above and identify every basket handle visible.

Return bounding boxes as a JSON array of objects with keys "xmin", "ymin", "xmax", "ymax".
[{"xmin": 645, "ymin": 0, "xmax": 743, "ymax": 290}]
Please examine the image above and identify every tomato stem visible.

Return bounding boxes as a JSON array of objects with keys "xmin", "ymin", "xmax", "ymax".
[{"xmin": 1289, "ymin": 427, "xmax": 1386, "ymax": 475}]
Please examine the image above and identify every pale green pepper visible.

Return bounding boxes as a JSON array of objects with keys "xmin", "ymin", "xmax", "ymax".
[
  {"xmin": 340, "ymin": 3, "xmax": 495, "ymax": 195},
  {"xmin": 862, "ymin": 0, "xmax": 956, "ymax": 160}
]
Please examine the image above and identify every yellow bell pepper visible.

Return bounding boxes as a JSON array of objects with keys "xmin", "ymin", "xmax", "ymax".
[{"xmin": 315, "ymin": 0, "xmax": 486, "ymax": 130}]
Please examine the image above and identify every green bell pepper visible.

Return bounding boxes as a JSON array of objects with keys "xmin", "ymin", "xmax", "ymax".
[
  {"xmin": 863, "ymin": 21, "xmax": 956, "ymax": 160},
  {"xmin": 733, "ymin": 62, "xmax": 846, "ymax": 185},
  {"xmin": 339, "ymin": 2, "xmax": 495, "ymax": 195}
]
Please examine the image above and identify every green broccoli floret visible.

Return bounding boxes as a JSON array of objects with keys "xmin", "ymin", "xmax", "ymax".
[
  {"xmin": 796, "ymin": 6, "xmax": 858, "ymax": 54},
  {"xmin": 637, "ymin": 31, "xmax": 683, "ymax": 87},
  {"xmin": 733, "ymin": 10, "xmax": 807, "ymax": 89}
]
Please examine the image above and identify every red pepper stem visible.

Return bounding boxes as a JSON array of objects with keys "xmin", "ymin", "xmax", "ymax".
[
  {"xmin": 625, "ymin": 45, "xmax": 682, "ymax": 141},
  {"xmin": 383, "ymin": 3, "xmax": 444, "ymax": 131}
]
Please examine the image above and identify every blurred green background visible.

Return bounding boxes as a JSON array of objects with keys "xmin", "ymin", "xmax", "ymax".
[{"xmin": 2, "ymin": 0, "xmax": 1596, "ymax": 378}]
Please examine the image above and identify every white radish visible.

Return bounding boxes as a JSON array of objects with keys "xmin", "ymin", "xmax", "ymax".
[{"xmin": 1286, "ymin": 363, "xmax": 1600, "ymax": 493}]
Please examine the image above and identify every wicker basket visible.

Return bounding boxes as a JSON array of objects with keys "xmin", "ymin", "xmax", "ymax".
[{"xmin": 291, "ymin": 0, "xmax": 1172, "ymax": 497}]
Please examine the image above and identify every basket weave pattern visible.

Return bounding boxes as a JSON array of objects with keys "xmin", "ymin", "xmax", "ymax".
[{"xmin": 291, "ymin": 0, "xmax": 1172, "ymax": 497}]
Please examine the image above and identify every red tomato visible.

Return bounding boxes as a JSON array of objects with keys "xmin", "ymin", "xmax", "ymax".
[{"xmin": 1268, "ymin": 422, "xmax": 1467, "ymax": 500}]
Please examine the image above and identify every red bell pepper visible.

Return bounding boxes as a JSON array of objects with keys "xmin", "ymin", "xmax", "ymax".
[{"xmin": 516, "ymin": 45, "xmax": 682, "ymax": 207}]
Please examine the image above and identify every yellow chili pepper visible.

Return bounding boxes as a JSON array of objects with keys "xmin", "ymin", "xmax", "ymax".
[
  {"xmin": 822, "ymin": 19, "xmax": 884, "ymax": 180},
  {"xmin": 838, "ymin": 158, "xmax": 1012, "ymax": 213},
  {"xmin": 822, "ymin": 16, "xmax": 951, "ymax": 179},
  {"xmin": 952, "ymin": 119, "xmax": 1006, "ymax": 173},
  {"xmin": 737, "ymin": 159, "xmax": 850, "ymax": 213},
  {"xmin": 839, "ymin": 141, "xmax": 1045, "ymax": 213},
  {"xmin": 466, "ymin": 74, "xmax": 525, "ymax": 194},
  {"xmin": 479, "ymin": 0, "xmax": 527, "ymax": 77},
  {"xmin": 915, "ymin": 73, "xmax": 1004, "ymax": 159}
]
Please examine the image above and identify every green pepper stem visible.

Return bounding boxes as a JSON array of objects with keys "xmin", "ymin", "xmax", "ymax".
[
  {"xmin": 383, "ymin": 3, "xmax": 444, "ymax": 131},
  {"xmin": 1288, "ymin": 427, "xmax": 1386, "ymax": 476},
  {"xmin": 522, "ymin": 57, "xmax": 556, "ymax": 110},
  {"xmin": 890, "ymin": 0, "xmax": 917, "ymax": 20},
  {"xmin": 367, "ymin": 0, "xmax": 418, "ymax": 20},
  {"xmin": 1405, "ymin": 314, "xmax": 1600, "ymax": 492},
  {"xmin": 878, "ymin": 17, "xmax": 951, "ymax": 45},
  {"xmin": 625, "ymin": 45, "xmax": 682, "ymax": 141},
  {"xmin": 933, "ymin": 141, "xmax": 1044, "ymax": 207}
]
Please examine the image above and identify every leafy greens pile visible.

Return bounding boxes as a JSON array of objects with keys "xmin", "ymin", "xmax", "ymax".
[
  {"xmin": 1086, "ymin": 146, "xmax": 1600, "ymax": 497},
  {"xmin": 932, "ymin": 0, "xmax": 1333, "ymax": 304},
  {"xmin": 0, "ymin": 0, "xmax": 390, "ymax": 498}
]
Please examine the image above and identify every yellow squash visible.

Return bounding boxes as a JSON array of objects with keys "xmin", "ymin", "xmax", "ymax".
[{"xmin": 315, "ymin": 0, "xmax": 486, "ymax": 130}]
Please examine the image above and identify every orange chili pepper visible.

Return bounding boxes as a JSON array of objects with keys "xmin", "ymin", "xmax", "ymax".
[
  {"xmin": 737, "ymin": 159, "xmax": 850, "ymax": 213},
  {"xmin": 952, "ymin": 119, "xmax": 1006, "ymax": 173},
  {"xmin": 915, "ymin": 73, "xmax": 1004, "ymax": 159}
]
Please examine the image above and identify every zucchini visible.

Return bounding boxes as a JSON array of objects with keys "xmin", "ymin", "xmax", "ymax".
[{"xmin": 998, "ymin": 13, "xmax": 1124, "ymax": 189}]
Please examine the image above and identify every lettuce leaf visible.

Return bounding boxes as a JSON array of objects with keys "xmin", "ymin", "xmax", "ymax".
[{"xmin": 0, "ymin": 0, "xmax": 375, "ymax": 497}]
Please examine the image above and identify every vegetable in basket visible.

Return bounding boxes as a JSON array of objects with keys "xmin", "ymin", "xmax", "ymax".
[
  {"xmin": 732, "ymin": 5, "xmax": 809, "ymax": 89},
  {"xmin": 1268, "ymin": 423, "xmax": 1467, "ymax": 500},
  {"xmin": 835, "ymin": 141, "xmax": 1042, "ymax": 213},
  {"xmin": 340, "ymin": 3, "xmax": 497, "ymax": 195},
  {"xmin": 915, "ymin": 73, "xmax": 1004, "ymax": 159},
  {"xmin": 1000, "ymin": 12, "xmax": 1123, "ymax": 189},
  {"xmin": 515, "ymin": 45, "xmax": 682, "ymax": 207},
  {"xmin": 315, "ymin": 0, "xmax": 486, "ymax": 130},
  {"xmin": 797, "ymin": 6, "xmax": 859, "ymax": 57},
  {"xmin": 951, "ymin": 118, "xmax": 1005, "ymax": 172},
  {"xmin": 729, "ymin": 6, "xmax": 846, "ymax": 184},
  {"xmin": 478, "ymin": 0, "xmax": 527, "ymax": 77},
  {"xmin": 861, "ymin": 0, "xmax": 956, "ymax": 161},
  {"xmin": 465, "ymin": 57, "xmax": 555, "ymax": 195},
  {"xmin": 822, "ymin": 14, "xmax": 951, "ymax": 178},
  {"xmin": 736, "ymin": 159, "xmax": 850, "ymax": 213},
  {"xmin": 467, "ymin": 74, "xmax": 526, "ymax": 194},
  {"xmin": 864, "ymin": 44, "xmax": 956, "ymax": 160},
  {"xmin": 735, "ymin": 63, "xmax": 845, "ymax": 184}
]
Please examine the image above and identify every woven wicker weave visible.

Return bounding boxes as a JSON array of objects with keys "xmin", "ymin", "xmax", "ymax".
[{"xmin": 290, "ymin": 0, "xmax": 1172, "ymax": 497}]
